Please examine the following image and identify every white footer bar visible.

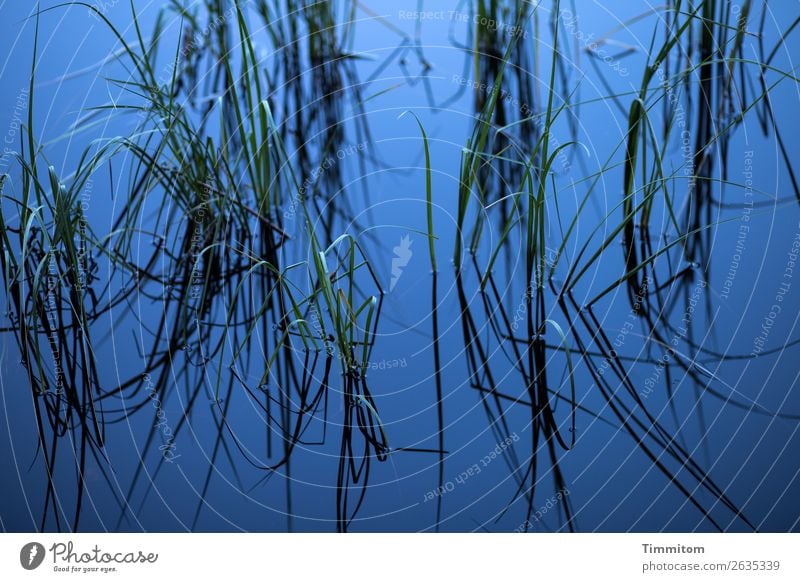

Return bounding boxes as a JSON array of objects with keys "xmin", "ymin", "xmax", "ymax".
[{"xmin": 1, "ymin": 533, "xmax": 797, "ymax": 581}]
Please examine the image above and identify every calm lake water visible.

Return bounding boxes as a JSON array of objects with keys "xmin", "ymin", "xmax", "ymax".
[{"xmin": 1, "ymin": 0, "xmax": 800, "ymax": 532}]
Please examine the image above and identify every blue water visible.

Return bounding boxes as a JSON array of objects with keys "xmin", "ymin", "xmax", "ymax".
[{"xmin": 1, "ymin": 0, "xmax": 800, "ymax": 532}]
